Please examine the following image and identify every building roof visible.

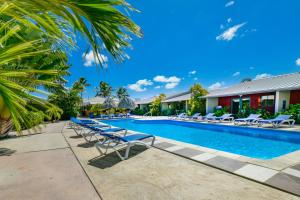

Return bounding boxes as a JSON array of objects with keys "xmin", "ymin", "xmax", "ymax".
[
  {"xmin": 204, "ymin": 72, "xmax": 300, "ymax": 98},
  {"xmin": 162, "ymin": 91, "xmax": 191, "ymax": 103},
  {"xmin": 83, "ymin": 97, "xmax": 118, "ymax": 106},
  {"xmin": 135, "ymin": 96, "xmax": 157, "ymax": 105}
]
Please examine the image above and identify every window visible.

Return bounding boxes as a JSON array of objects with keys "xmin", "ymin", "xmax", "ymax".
[{"xmin": 261, "ymin": 95, "xmax": 275, "ymax": 107}]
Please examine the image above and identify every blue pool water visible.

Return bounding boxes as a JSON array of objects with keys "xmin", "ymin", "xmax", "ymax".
[{"xmin": 101, "ymin": 119, "xmax": 300, "ymax": 159}]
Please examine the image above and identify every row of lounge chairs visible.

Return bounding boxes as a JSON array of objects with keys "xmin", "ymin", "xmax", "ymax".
[
  {"xmin": 89, "ymin": 113, "xmax": 131, "ymax": 119},
  {"xmin": 70, "ymin": 117, "xmax": 155, "ymax": 160},
  {"xmin": 172, "ymin": 113, "xmax": 295, "ymax": 128}
]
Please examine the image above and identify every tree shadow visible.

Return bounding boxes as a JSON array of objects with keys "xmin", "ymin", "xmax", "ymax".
[
  {"xmin": 88, "ymin": 146, "xmax": 148, "ymax": 169},
  {"xmin": 0, "ymin": 148, "xmax": 16, "ymax": 156}
]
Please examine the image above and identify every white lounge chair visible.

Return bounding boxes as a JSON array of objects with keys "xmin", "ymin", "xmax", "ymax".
[
  {"xmin": 234, "ymin": 114, "xmax": 261, "ymax": 125},
  {"xmin": 207, "ymin": 113, "xmax": 234, "ymax": 122},
  {"xmin": 95, "ymin": 133, "xmax": 155, "ymax": 160},
  {"xmin": 257, "ymin": 115, "xmax": 295, "ymax": 128}
]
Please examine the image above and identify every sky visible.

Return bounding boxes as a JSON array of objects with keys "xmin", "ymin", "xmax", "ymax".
[{"xmin": 67, "ymin": 0, "xmax": 300, "ymax": 100}]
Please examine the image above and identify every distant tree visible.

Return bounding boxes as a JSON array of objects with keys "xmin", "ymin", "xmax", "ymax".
[
  {"xmin": 149, "ymin": 94, "xmax": 166, "ymax": 116},
  {"xmin": 48, "ymin": 78, "xmax": 89, "ymax": 120},
  {"xmin": 95, "ymin": 81, "xmax": 113, "ymax": 98},
  {"xmin": 116, "ymin": 87, "xmax": 129, "ymax": 100},
  {"xmin": 241, "ymin": 78, "xmax": 252, "ymax": 83},
  {"xmin": 188, "ymin": 83, "xmax": 208, "ymax": 115}
]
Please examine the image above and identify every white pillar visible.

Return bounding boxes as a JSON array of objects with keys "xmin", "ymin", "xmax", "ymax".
[{"xmin": 275, "ymin": 91, "xmax": 280, "ymax": 113}]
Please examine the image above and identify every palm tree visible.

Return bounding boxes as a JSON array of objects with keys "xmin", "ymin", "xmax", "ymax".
[
  {"xmin": 116, "ymin": 87, "xmax": 129, "ymax": 100},
  {"xmin": 95, "ymin": 81, "xmax": 113, "ymax": 98},
  {"xmin": 0, "ymin": 0, "xmax": 141, "ymax": 135}
]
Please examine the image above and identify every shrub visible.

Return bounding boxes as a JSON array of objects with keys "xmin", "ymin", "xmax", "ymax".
[
  {"xmin": 213, "ymin": 106, "xmax": 229, "ymax": 117},
  {"xmin": 280, "ymin": 104, "xmax": 300, "ymax": 123}
]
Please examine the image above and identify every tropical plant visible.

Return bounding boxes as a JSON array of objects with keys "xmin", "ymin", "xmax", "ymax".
[
  {"xmin": 96, "ymin": 81, "xmax": 113, "ymax": 98},
  {"xmin": 149, "ymin": 94, "xmax": 166, "ymax": 116},
  {"xmin": 280, "ymin": 104, "xmax": 300, "ymax": 123},
  {"xmin": 116, "ymin": 87, "xmax": 129, "ymax": 99},
  {"xmin": 213, "ymin": 106, "xmax": 229, "ymax": 117},
  {"xmin": 48, "ymin": 78, "xmax": 90, "ymax": 120},
  {"xmin": 188, "ymin": 83, "xmax": 208, "ymax": 115},
  {"xmin": 0, "ymin": 0, "xmax": 141, "ymax": 135}
]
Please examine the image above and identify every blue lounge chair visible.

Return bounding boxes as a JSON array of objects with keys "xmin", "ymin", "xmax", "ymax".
[
  {"xmin": 234, "ymin": 114, "xmax": 261, "ymax": 125},
  {"xmin": 79, "ymin": 123, "xmax": 127, "ymax": 143},
  {"xmin": 186, "ymin": 113, "xmax": 201, "ymax": 120},
  {"xmin": 95, "ymin": 132, "xmax": 155, "ymax": 160},
  {"xmin": 258, "ymin": 115, "xmax": 295, "ymax": 128},
  {"xmin": 207, "ymin": 113, "xmax": 234, "ymax": 122},
  {"xmin": 202, "ymin": 113, "xmax": 215, "ymax": 121},
  {"xmin": 172, "ymin": 113, "xmax": 187, "ymax": 120}
]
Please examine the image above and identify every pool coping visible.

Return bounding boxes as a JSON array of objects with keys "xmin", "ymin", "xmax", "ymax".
[{"xmin": 98, "ymin": 118, "xmax": 300, "ymax": 196}]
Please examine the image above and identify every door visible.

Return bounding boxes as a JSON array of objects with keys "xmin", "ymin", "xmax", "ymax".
[{"xmin": 232, "ymin": 98, "xmax": 240, "ymax": 114}]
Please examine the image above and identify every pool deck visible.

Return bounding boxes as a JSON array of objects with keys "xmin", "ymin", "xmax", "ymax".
[
  {"xmin": 0, "ymin": 121, "xmax": 300, "ymax": 199},
  {"xmin": 102, "ymin": 116, "xmax": 300, "ymax": 196}
]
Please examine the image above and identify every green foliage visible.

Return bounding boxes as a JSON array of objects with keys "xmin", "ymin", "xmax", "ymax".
[
  {"xmin": 132, "ymin": 108, "xmax": 146, "ymax": 115},
  {"xmin": 48, "ymin": 78, "xmax": 89, "ymax": 120},
  {"xmin": 280, "ymin": 104, "xmax": 300, "ymax": 123},
  {"xmin": 188, "ymin": 83, "xmax": 208, "ymax": 115},
  {"xmin": 149, "ymin": 94, "xmax": 166, "ymax": 116},
  {"xmin": 0, "ymin": 0, "xmax": 140, "ymax": 132},
  {"xmin": 214, "ymin": 106, "xmax": 229, "ymax": 117},
  {"xmin": 236, "ymin": 105, "xmax": 257, "ymax": 118},
  {"xmin": 256, "ymin": 109, "xmax": 274, "ymax": 119},
  {"xmin": 90, "ymin": 104, "xmax": 103, "ymax": 116},
  {"xmin": 116, "ymin": 87, "xmax": 129, "ymax": 99},
  {"xmin": 96, "ymin": 81, "xmax": 113, "ymax": 97}
]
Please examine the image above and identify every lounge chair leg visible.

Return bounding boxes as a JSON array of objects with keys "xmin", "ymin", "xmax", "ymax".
[{"xmin": 151, "ymin": 136, "xmax": 156, "ymax": 146}]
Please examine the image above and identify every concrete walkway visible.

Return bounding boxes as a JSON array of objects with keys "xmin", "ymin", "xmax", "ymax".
[
  {"xmin": 1, "ymin": 122, "xmax": 299, "ymax": 200},
  {"xmin": 0, "ymin": 122, "xmax": 100, "ymax": 200}
]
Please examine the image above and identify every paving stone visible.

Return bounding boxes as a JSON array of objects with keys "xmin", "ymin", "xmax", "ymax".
[
  {"xmin": 282, "ymin": 168, "xmax": 300, "ymax": 178},
  {"xmin": 172, "ymin": 147, "xmax": 203, "ymax": 158},
  {"xmin": 291, "ymin": 163, "xmax": 300, "ymax": 171},
  {"xmin": 266, "ymin": 172, "xmax": 300, "ymax": 196},
  {"xmin": 191, "ymin": 153, "xmax": 217, "ymax": 162},
  {"xmin": 235, "ymin": 164, "xmax": 278, "ymax": 182},
  {"xmin": 165, "ymin": 145, "xmax": 184, "ymax": 152},
  {"xmin": 205, "ymin": 156, "xmax": 246, "ymax": 172},
  {"xmin": 154, "ymin": 142, "xmax": 175, "ymax": 149}
]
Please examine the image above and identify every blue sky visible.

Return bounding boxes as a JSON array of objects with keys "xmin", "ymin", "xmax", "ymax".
[{"xmin": 67, "ymin": 0, "xmax": 300, "ymax": 99}]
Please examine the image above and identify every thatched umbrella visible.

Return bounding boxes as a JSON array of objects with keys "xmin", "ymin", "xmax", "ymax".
[
  {"xmin": 118, "ymin": 97, "xmax": 136, "ymax": 110},
  {"xmin": 102, "ymin": 97, "xmax": 117, "ymax": 109}
]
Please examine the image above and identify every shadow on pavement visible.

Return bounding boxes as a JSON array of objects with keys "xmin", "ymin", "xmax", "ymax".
[
  {"xmin": 88, "ymin": 146, "xmax": 148, "ymax": 169},
  {"xmin": 0, "ymin": 148, "xmax": 16, "ymax": 156}
]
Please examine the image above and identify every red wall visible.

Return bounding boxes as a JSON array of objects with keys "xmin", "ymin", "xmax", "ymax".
[
  {"xmin": 290, "ymin": 90, "xmax": 300, "ymax": 104},
  {"xmin": 218, "ymin": 92, "xmax": 275, "ymax": 113}
]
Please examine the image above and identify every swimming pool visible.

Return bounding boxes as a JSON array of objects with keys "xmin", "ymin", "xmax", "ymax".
[{"xmin": 100, "ymin": 119, "xmax": 300, "ymax": 159}]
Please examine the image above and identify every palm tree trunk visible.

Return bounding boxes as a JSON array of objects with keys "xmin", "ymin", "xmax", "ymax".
[{"xmin": 0, "ymin": 118, "xmax": 13, "ymax": 138}]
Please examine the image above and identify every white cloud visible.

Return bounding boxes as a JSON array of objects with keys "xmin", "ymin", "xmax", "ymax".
[
  {"xmin": 254, "ymin": 73, "xmax": 272, "ymax": 80},
  {"xmin": 208, "ymin": 82, "xmax": 224, "ymax": 90},
  {"xmin": 216, "ymin": 23, "xmax": 247, "ymax": 41},
  {"xmin": 227, "ymin": 18, "xmax": 232, "ymax": 23},
  {"xmin": 296, "ymin": 58, "xmax": 300, "ymax": 66},
  {"xmin": 249, "ymin": 66, "xmax": 255, "ymax": 70},
  {"xmin": 153, "ymin": 75, "xmax": 181, "ymax": 89},
  {"xmin": 165, "ymin": 82, "xmax": 179, "ymax": 89},
  {"xmin": 154, "ymin": 86, "xmax": 161, "ymax": 89},
  {"xmin": 82, "ymin": 50, "xmax": 108, "ymax": 67},
  {"xmin": 225, "ymin": 1, "xmax": 234, "ymax": 7},
  {"xmin": 128, "ymin": 79, "xmax": 153, "ymax": 92},
  {"xmin": 189, "ymin": 70, "xmax": 197, "ymax": 75},
  {"xmin": 194, "ymin": 77, "xmax": 198, "ymax": 81},
  {"xmin": 232, "ymin": 71, "xmax": 240, "ymax": 76},
  {"xmin": 220, "ymin": 24, "xmax": 225, "ymax": 29}
]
